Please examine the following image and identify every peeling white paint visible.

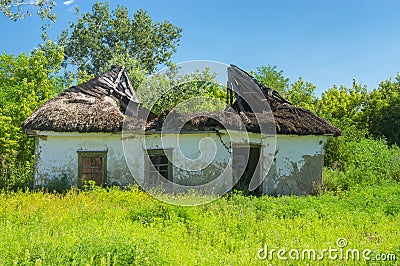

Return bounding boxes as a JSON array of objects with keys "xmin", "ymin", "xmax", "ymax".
[
  {"xmin": 274, "ymin": 135, "xmax": 325, "ymax": 176},
  {"xmin": 34, "ymin": 132, "xmax": 132, "ymax": 187},
  {"xmin": 262, "ymin": 135, "xmax": 327, "ymax": 195},
  {"xmin": 34, "ymin": 131, "xmax": 327, "ymax": 195}
]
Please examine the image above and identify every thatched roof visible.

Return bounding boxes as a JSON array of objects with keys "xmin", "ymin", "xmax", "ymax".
[
  {"xmin": 22, "ymin": 66, "xmax": 153, "ymax": 133},
  {"xmin": 22, "ymin": 65, "xmax": 341, "ymax": 137}
]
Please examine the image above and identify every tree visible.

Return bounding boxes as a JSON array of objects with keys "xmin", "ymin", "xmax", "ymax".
[
  {"xmin": 59, "ymin": 2, "xmax": 182, "ymax": 77},
  {"xmin": 136, "ymin": 66, "xmax": 226, "ymax": 115},
  {"xmin": 0, "ymin": 0, "xmax": 56, "ymax": 21},
  {"xmin": 0, "ymin": 41, "xmax": 63, "ymax": 168},
  {"xmin": 362, "ymin": 76, "xmax": 400, "ymax": 145},
  {"xmin": 315, "ymin": 80, "xmax": 368, "ymax": 124},
  {"xmin": 253, "ymin": 65, "xmax": 289, "ymax": 94},
  {"xmin": 283, "ymin": 77, "xmax": 316, "ymax": 110}
]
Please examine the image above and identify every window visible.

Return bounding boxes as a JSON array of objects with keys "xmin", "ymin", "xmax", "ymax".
[
  {"xmin": 78, "ymin": 151, "xmax": 107, "ymax": 186},
  {"xmin": 146, "ymin": 149, "xmax": 172, "ymax": 185}
]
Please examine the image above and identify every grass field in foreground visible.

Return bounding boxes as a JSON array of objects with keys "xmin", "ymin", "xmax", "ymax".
[{"xmin": 0, "ymin": 185, "xmax": 399, "ymax": 265}]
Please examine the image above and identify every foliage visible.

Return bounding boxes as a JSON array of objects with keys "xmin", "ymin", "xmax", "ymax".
[
  {"xmin": 136, "ymin": 66, "xmax": 226, "ymax": 115},
  {"xmin": 0, "ymin": 185, "xmax": 398, "ymax": 265},
  {"xmin": 254, "ymin": 65, "xmax": 289, "ymax": 93},
  {"xmin": 0, "ymin": 161, "xmax": 33, "ymax": 190},
  {"xmin": 283, "ymin": 77, "xmax": 316, "ymax": 110},
  {"xmin": 0, "ymin": 41, "xmax": 63, "ymax": 180},
  {"xmin": 315, "ymin": 80, "xmax": 368, "ymax": 126},
  {"xmin": 323, "ymin": 138, "xmax": 400, "ymax": 191},
  {"xmin": 0, "ymin": 0, "xmax": 55, "ymax": 21},
  {"xmin": 59, "ymin": 2, "xmax": 182, "ymax": 78},
  {"xmin": 323, "ymin": 116, "xmax": 368, "ymax": 167},
  {"xmin": 361, "ymin": 75, "xmax": 400, "ymax": 145},
  {"xmin": 253, "ymin": 65, "xmax": 289, "ymax": 94}
]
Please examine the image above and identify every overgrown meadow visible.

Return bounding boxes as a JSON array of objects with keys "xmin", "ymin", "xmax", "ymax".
[{"xmin": 0, "ymin": 184, "xmax": 399, "ymax": 265}]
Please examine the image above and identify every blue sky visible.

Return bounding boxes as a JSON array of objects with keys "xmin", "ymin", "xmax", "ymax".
[{"xmin": 1, "ymin": 0, "xmax": 400, "ymax": 95}]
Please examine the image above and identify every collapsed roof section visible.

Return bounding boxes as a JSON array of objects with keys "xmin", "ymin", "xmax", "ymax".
[
  {"xmin": 67, "ymin": 65, "xmax": 140, "ymax": 113},
  {"xmin": 227, "ymin": 65, "xmax": 291, "ymax": 112},
  {"xmin": 22, "ymin": 65, "xmax": 341, "ymax": 137},
  {"xmin": 227, "ymin": 65, "xmax": 341, "ymax": 136}
]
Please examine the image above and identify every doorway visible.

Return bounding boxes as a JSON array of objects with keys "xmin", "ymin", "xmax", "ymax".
[{"xmin": 232, "ymin": 145, "xmax": 262, "ymax": 196}]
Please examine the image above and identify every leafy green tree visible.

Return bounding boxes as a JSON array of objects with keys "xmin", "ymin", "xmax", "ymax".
[
  {"xmin": 362, "ymin": 76, "xmax": 400, "ymax": 145},
  {"xmin": 0, "ymin": 41, "xmax": 63, "ymax": 168},
  {"xmin": 0, "ymin": 0, "xmax": 55, "ymax": 21},
  {"xmin": 283, "ymin": 77, "xmax": 316, "ymax": 110},
  {"xmin": 314, "ymin": 80, "xmax": 369, "ymax": 167},
  {"xmin": 377, "ymin": 99, "xmax": 400, "ymax": 145},
  {"xmin": 136, "ymin": 66, "xmax": 226, "ymax": 115},
  {"xmin": 315, "ymin": 80, "xmax": 368, "ymax": 124},
  {"xmin": 59, "ymin": 2, "xmax": 182, "ymax": 77},
  {"xmin": 253, "ymin": 65, "xmax": 289, "ymax": 94}
]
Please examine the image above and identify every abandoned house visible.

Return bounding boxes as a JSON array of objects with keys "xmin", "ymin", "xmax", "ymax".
[{"xmin": 22, "ymin": 65, "xmax": 341, "ymax": 196}]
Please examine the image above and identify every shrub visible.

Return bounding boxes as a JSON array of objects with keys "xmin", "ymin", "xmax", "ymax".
[
  {"xmin": 0, "ymin": 159, "xmax": 33, "ymax": 191},
  {"xmin": 323, "ymin": 138, "xmax": 400, "ymax": 190}
]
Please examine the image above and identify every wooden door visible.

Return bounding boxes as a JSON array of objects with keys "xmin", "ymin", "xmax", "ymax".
[{"xmin": 78, "ymin": 152, "xmax": 107, "ymax": 186}]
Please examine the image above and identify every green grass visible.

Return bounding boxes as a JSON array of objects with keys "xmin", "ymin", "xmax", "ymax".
[{"xmin": 0, "ymin": 185, "xmax": 399, "ymax": 265}]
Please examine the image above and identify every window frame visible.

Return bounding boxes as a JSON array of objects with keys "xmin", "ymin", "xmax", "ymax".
[
  {"xmin": 77, "ymin": 150, "xmax": 107, "ymax": 187},
  {"xmin": 145, "ymin": 149, "xmax": 173, "ymax": 184}
]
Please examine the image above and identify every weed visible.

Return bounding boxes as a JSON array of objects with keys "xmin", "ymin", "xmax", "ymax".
[{"xmin": 0, "ymin": 185, "xmax": 399, "ymax": 265}]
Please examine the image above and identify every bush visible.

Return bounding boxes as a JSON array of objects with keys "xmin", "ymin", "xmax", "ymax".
[
  {"xmin": 323, "ymin": 138, "xmax": 400, "ymax": 190},
  {"xmin": 0, "ymin": 160, "xmax": 33, "ymax": 191}
]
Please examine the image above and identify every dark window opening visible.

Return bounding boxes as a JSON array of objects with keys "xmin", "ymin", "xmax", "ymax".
[{"xmin": 147, "ymin": 149, "xmax": 172, "ymax": 185}]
